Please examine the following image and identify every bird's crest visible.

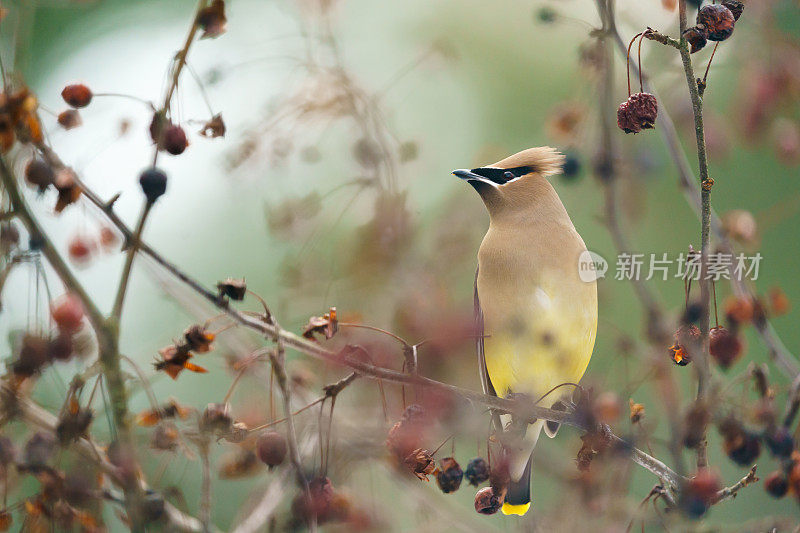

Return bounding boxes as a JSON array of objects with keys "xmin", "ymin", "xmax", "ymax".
[{"xmin": 490, "ymin": 146, "xmax": 565, "ymax": 179}]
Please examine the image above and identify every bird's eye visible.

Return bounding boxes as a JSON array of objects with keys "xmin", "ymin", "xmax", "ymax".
[{"xmin": 470, "ymin": 166, "xmax": 533, "ymax": 184}]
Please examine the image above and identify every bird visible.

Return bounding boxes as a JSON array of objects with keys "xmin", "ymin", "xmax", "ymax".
[{"xmin": 453, "ymin": 146, "xmax": 597, "ymax": 516}]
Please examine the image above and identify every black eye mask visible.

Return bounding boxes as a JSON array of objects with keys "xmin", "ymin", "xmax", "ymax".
[{"xmin": 469, "ymin": 165, "xmax": 533, "ymax": 185}]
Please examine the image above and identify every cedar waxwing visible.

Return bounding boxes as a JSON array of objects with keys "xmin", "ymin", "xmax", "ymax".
[{"xmin": 454, "ymin": 146, "xmax": 597, "ymax": 516}]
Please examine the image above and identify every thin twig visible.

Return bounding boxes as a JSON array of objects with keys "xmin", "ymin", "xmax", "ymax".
[
  {"xmin": 111, "ymin": 201, "xmax": 153, "ymax": 320},
  {"xmin": 712, "ymin": 465, "xmax": 758, "ymax": 504},
  {"xmin": 199, "ymin": 439, "xmax": 212, "ymax": 531},
  {"xmin": 676, "ymin": 0, "xmax": 712, "ymax": 469}
]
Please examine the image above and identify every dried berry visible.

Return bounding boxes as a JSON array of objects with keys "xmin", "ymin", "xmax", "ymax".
[
  {"xmin": 12, "ymin": 334, "xmax": 50, "ymax": 377},
  {"xmin": 217, "ymin": 278, "xmax": 247, "ymax": 300},
  {"xmin": 725, "ymin": 296, "xmax": 755, "ymax": 325},
  {"xmin": 24, "ymin": 158, "xmax": 55, "ymax": 191},
  {"xmin": 149, "ymin": 423, "xmax": 179, "ymax": 451},
  {"xmin": 768, "ymin": 287, "xmax": 790, "ymax": 316},
  {"xmin": 155, "ymin": 344, "xmax": 207, "ymax": 379},
  {"xmin": 721, "ymin": 0, "xmax": 744, "ymax": 21},
  {"xmin": 218, "ymin": 449, "xmax": 259, "ymax": 479},
  {"xmin": 683, "ymin": 25, "xmax": 708, "ymax": 53},
  {"xmin": 302, "ymin": 307, "xmax": 338, "ymax": 340},
  {"xmin": 593, "ymin": 391, "xmax": 621, "ymax": 424},
  {"xmin": 61, "ymin": 84, "xmax": 93, "ymax": 108},
  {"xmin": 719, "ymin": 418, "xmax": 761, "ymax": 466},
  {"xmin": 99, "ymin": 226, "xmax": 119, "ymax": 250},
  {"xmin": 197, "ymin": 0, "xmax": 227, "ymax": 39},
  {"xmin": 54, "ymin": 169, "xmax": 82, "ymax": 213},
  {"xmin": 51, "ymin": 293, "xmax": 85, "ymax": 334},
  {"xmin": 56, "ymin": 407, "xmax": 93, "ymax": 444},
  {"xmin": 199, "ymin": 403, "xmax": 232, "ymax": 435},
  {"xmin": 199, "ymin": 114, "xmax": 226, "ymax": 138},
  {"xmin": 764, "ymin": 470, "xmax": 788, "ymax": 498},
  {"xmin": 688, "ymin": 469, "xmax": 721, "ymax": 504},
  {"xmin": 765, "ymin": 427, "xmax": 794, "ymax": 458},
  {"xmin": 184, "ymin": 325, "xmax": 215, "ymax": 353},
  {"xmin": 139, "ymin": 167, "xmax": 168, "ymax": 203},
  {"xmin": 387, "ymin": 404, "xmax": 429, "ymax": 459},
  {"xmin": 709, "ymin": 325, "xmax": 744, "ymax": 369},
  {"xmin": 617, "ymin": 100, "xmax": 640, "ymax": 134},
  {"xmin": 669, "ymin": 324, "xmax": 700, "ymax": 366},
  {"xmin": 57, "ymin": 109, "xmax": 82, "ymax": 130},
  {"xmin": 23, "ymin": 431, "xmax": 56, "ymax": 468},
  {"xmin": 292, "ymin": 477, "xmax": 335, "ymax": 524},
  {"xmin": 49, "ymin": 333, "xmax": 74, "ymax": 362},
  {"xmin": 474, "ymin": 486, "xmax": 502, "ymax": 515},
  {"xmin": 163, "ymin": 124, "xmax": 189, "ymax": 155},
  {"xmin": 256, "ymin": 431, "xmax": 288, "ymax": 467},
  {"xmin": 0, "ymin": 222, "xmax": 19, "ymax": 248},
  {"xmin": 628, "ymin": 92, "xmax": 658, "ymax": 130},
  {"xmin": 464, "ymin": 457, "xmax": 490, "ymax": 486},
  {"xmin": 697, "ymin": 4, "xmax": 735, "ymax": 41},
  {"xmin": 403, "ymin": 448, "xmax": 436, "ymax": 481},
  {"xmin": 629, "ymin": 398, "xmax": 645, "ymax": 423},
  {"xmin": 436, "ymin": 457, "xmax": 463, "ymax": 493},
  {"xmin": 67, "ymin": 235, "xmax": 95, "ymax": 265},
  {"xmin": 681, "ymin": 469, "xmax": 721, "ymax": 517}
]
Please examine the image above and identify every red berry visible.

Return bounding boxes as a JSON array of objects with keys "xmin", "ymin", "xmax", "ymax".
[
  {"xmin": 51, "ymin": 293, "xmax": 85, "ymax": 334},
  {"xmin": 709, "ymin": 326, "xmax": 744, "ymax": 369},
  {"xmin": 99, "ymin": 226, "xmax": 119, "ymax": 250},
  {"xmin": 67, "ymin": 235, "xmax": 95, "ymax": 265},
  {"xmin": 61, "ymin": 84, "xmax": 93, "ymax": 108},
  {"xmin": 255, "ymin": 431, "xmax": 288, "ymax": 467},
  {"xmin": 687, "ymin": 469, "xmax": 721, "ymax": 505},
  {"xmin": 57, "ymin": 109, "xmax": 82, "ymax": 130},
  {"xmin": 697, "ymin": 5, "xmax": 735, "ymax": 41},
  {"xmin": 163, "ymin": 125, "xmax": 189, "ymax": 155}
]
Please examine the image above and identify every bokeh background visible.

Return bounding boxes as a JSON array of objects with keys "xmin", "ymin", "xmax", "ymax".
[{"xmin": 1, "ymin": 0, "xmax": 800, "ymax": 530}]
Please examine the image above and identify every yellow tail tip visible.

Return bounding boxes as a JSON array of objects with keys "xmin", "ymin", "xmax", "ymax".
[{"xmin": 501, "ymin": 502, "xmax": 531, "ymax": 516}]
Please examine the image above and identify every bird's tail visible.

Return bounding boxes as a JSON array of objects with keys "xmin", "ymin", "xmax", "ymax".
[
  {"xmin": 502, "ymin": 453, "xmax": 532, "ymax": 516},
  {"xmin": 500, "ymin": 419, "xmax": 544, "ymax": 516}
]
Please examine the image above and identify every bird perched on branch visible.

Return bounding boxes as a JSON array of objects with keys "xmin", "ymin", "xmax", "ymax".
[{"xmin": 454, "ymin": 147, "xmax": 597, "ymax": 516}]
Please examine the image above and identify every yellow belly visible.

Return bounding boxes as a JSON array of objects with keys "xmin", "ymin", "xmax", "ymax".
[{"xmin": 480, "ymin": 278, "xmax": 597, "ymax": 402}]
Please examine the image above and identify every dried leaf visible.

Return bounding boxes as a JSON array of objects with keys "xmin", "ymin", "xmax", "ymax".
[
  {"xmin": 199, "ymin": 113, "xmax": 226, "ymax": 138},
  {"xmin": 302, "ymin": 307, "xmax": 338, "ymax": 340}
]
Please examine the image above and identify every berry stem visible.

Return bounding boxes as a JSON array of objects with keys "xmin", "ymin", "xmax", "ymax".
[
  {"xmin": 637, "ymin": 33, "xmax": 646, "ymax": 93},
  {"xmin": 626, "ymin": 32, "xmax": 645, "ymax": 96},
  {"xmin": 702, "ymin": 41, "xmax": 720, "ymax": 86}
]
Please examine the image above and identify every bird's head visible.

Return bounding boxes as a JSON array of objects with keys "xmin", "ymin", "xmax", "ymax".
[{"xmin": 453, "ymin": 146, "xmax": 565, "ymax": 218}]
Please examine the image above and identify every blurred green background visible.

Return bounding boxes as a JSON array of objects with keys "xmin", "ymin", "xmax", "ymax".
[{"xmin": 2, "ymin": 0, "xmax": 800, "ymax": 530}]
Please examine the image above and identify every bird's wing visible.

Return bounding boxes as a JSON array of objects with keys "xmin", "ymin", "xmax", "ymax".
[{"xmin": 474, "ymin": 266, "xmax": 497, "ymax": 397}]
